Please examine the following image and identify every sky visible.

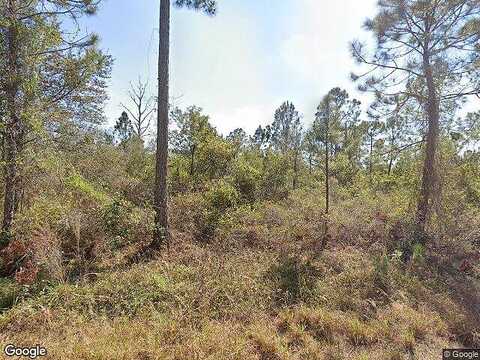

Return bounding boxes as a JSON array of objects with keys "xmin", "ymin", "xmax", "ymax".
[{"xmin": 81, "ymin": 0, "xmax": 379, "ymax": 135}]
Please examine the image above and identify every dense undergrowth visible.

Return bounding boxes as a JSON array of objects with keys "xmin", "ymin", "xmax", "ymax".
[
  {"xmin": 1, "ymin": 183, "xmax": 479, "ymax": 359},
  {"xmin": 0, "ymin": 108, "xmax": 478, "ymax": 360}
]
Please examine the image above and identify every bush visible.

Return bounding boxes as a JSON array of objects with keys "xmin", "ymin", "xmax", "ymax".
[
  {"xmin": 102, "ymin": 199, "xmax": 132, "ymax": 249},
  {"xmin": 65, "ymin": 174, "xmax": 109, "ymax": 205},
  {"xmin": 101, "ymin": 198, "xmax": 153, "ymax": 250},
  {"xmin": 230, "ymin": 159, "xmax": 261, "ymax": 203},
  {"xmin": 268, "ymin": 255, "xmax": 320, "ymax": 306},
  {"xmin": 194, "ymin": 180, "xmax": 240, "ymax": 240},
  {"xmin": 259, "ymin": 153, "xmax": 289, "ymax": 200},
  {"xmin": 0, "ymin": 278, "xmax": 20, "ymax": 311}
]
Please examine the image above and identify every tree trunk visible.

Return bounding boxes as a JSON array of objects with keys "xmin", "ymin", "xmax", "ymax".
[
  {"xmin": 325, "ymin": 140, "xmax": 329, "ymax": 215},
  {"xmin": 388, "ymin": 156, "xmax": 393, "ymax": 176},
  {"xmin": 387, "ymin": 129, "xmax": 395, "ymax": 176},
  {"xmin": 292, "ymin": 150, "xmax": 298, "ymax": 190},
  {"xmin": 2, "ymin": 0, "xmax": 20, "ymax": 244},
  {"xmin": 369, "ymin": 135, "xmax": 373, "ymax": 175},
  {"xmin": 321, "ymin": 138, "xmax": 330, "ymax": 250},
  {"xmin": 152, "ymin": 0, "xmax": 170, "ymax": 249},
  {"xmin": 189, "ymin": 145, "xmax": 196, "ymax": 177},
  {"xmin": 415, "ymin": 52, "xmax": 440, "ymax": 235},
  {"xmin": 3, "ymin": 129, "xmax": 18, "ymax": 236}
]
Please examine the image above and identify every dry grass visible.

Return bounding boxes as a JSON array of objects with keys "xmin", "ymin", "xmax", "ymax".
[{"xmin": 1, "ymin": 189, "xmax": 478, "ymax": 359}]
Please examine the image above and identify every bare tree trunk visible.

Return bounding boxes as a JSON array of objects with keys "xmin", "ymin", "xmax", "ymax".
[
  {"xmin": 292, "ymin": 151, "xmax": 298, "ymax": 190},
  {"xmin": 321, "ymin": 138, "xmax": 330, "ymax": 250},
  {"xmin": 152, "ymin": 0, "xmax": 170, "ymax": 250},
  {"xmin": 325, "ymin": 141, "xmax": 329, "ymax": 215},
  {"xmin": 387, "ymin": 129, "xmax": 395, "ymax": 176},
  {"xmin": 2, "ymin": 0, "xmax": 20, "ymax": 244},
  {"xmin": 388, "ymin": 156, "xmax": 393, "ymax": 176},
  {"xmin": 369, "ymin": 135, "xmax": 373, "ymax": 176},
  {"xmin": 3, "ymin": 129, "xmax": 18, "ymax": 236},
  {"xmin": 416, "ymin": 51, "xmax": 440, "ymax": 235},
  {"xmin": 189, "ymin": 145, "xmax": 196, "ymax": 177}
]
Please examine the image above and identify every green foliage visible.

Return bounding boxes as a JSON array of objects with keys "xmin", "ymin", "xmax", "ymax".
[
  {"xmin": 373, "ymin": 255, "xmax": 391, "ymax": 293},
  {"xmin": 65, "ymin": 174, "xmax": 109, "ymax": 205},
  {"xmin": 0, "ymin": 232, "xmax": 12, "ymax": 251},
  {"xmin": 169, "ymin": 106, "xmax": 236, "ymax": 187},
  {"xmin": 174, "ymin": 0, "xmax": 217, "ymax": 15},
  {"xmin": 0, "ymin": 278, "xmax": 20, "ymax": 311},
  {"xmin": 411, "ymin": 243, "xmax": 425, "ymax": 264},
  {"xmin": 260, "ymin": 152, "xmax": 290, "ymax": 200},
  {"xmin": 195, "ymin": 180, "xmax": 240, "ymax": 239},
  {"xmin": 331, "ymin": 152, "xmax": 359, "ymax": 187},
  {"xmin": 459, "ymin": 155, "xmax": 480, "ymax": 205},
  {"xmin": 268, "ymin": 256, "xmax": 319, "ymax": 306},
  {"xmin": 2, "ymin": 2, "xmax": 480, "ymax": 358},
  {"xmin": 230, "ymin": 158, "xmax": 261, "ymax": 203},
  {"xmin": 31, "ymin": 270, "xmax": 170, "ymax": 319},
  {"xmin": 114, "ymin": 111, "xmax": 133, "ymax": 144},
  {"xmin": 102, "ymin": 199, "xmax": 132, "ymax": 249},
  {"xmin": 205, "ymin": 180, "xmax": 239, "ymax": 211},
  {"xmin": 169, "ymin": 155, "xmax": 194, "ymax": 194}
]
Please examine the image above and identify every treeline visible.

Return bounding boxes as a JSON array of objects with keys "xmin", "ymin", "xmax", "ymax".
[
  {"xmin": 111, "ymin": 84, "xmax": 480, "ymax": 240},
  {"xmin": 0, "ymin": 0, "xmax": 479, "ymax": 282}
]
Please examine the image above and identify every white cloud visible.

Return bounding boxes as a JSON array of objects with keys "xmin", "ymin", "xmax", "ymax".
[
  {"xmin": 279, "ymin": 0, "xmax": 377, "ymax": 120},
  {"xmin": 209, "ymin": 102, "xmax": 278, "ymax": 135},
  {"xmin": 102, "ymin": 0, "xmax": 378, "ymax": 134}
]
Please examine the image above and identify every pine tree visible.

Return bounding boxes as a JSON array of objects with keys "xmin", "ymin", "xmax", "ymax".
[
  {"xmin": 114, "ymin": 112, "xmax": 133, "ymax": 145},
  {"xmin": 153, "ymin": 0, "xmax": 217, "ymax": 250},
  {"xmin": 0, "ymin": 0, "xmax": 110, "ymax": 246},
  {"xmin": 351, "ymin": 0, "xmax": 480, "ymax": 235}
]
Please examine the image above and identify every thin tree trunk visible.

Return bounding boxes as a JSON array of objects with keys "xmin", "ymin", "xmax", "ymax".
[
  {"xmin": 321, "ymin": 138, "xmax": 330, "ymax": 250},
  {"xmin": 369, "ymin": 135, "xmax": 373, "ymax": 175},
  {"xmin": 3, "ymin": 132, "xmax": 17, "ymax": 237},
  {"xmin": 416, "ymin": 51, "xmax": 440, "ymax": 235},
  {"xmin": 325, "ymin": 140, "xmax": 329, "ymax": 215},
  {"xmin": 292, "ymin": 150, "xmax": 298, "ymax": 190},
  {"xmin": 189, "ymin": 145, "xmax": 196, "ymax": 177},
  {"xmin": 2, "ymin": 0, "xmax": 20, "ymax": 243},
  {"xmin": 388, "ymin": 156, "xmax": 393, "ymax": 176},
  {"xmin": 388, "ymin": 130, "xmax": 395, "ymax": 176},
  {"xmin": 152, "ymin": 0, "xmax": 170, "ymax": 249}
]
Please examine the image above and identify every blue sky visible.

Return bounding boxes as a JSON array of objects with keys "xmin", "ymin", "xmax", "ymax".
[{"xmin": 82, "ymin": 0, "xmax": 378, "ymax": 135}]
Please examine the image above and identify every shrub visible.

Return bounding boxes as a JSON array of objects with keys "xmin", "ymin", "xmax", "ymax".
[
  {"xmin": 101, "ymin": 198, "xmax": 153, "ymax": 250},
  {"xmin": 260, "ymin": 153, "xmax": 290, "ymax": 200},
  {"xmin": 170, "ymin": 192, "xmax": 204, "ymax": 234},
  {"xmin": 373, "ymin": 255, "xmax": 391, "ymax": 293},
  {"xmin": 65, "ymin": 174, "xmax": 109, "ymax": 205},
  {"xmin": 0, "ymin": 278, "xmax": 20, "ymax": 311},
  {"xmin": 102, "ymin": 199, "xmax": 132, "ymax": 249},
  {"xmin": 30, "ymin": 227, "xmax": 65, "ymax": 283},
  {"xmin": 230, "ymin": 159, "xmax": 261, "ymax": 203},
  {"xmin": 268, "ymin": 255, "xmax": 320, "ymax": 306},
  {"xmin": 194, "ymin": 180, "xmax": 240, "ymax": 240}
]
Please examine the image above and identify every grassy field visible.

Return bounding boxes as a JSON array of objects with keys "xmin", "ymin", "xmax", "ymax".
[{"xmin": 1, "ymin": 189, "xmax": 478, "ymax": 359}]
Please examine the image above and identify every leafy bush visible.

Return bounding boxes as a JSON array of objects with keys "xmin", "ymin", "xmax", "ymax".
[
  {"xmin": 259, "ymin": 153, "xmax": 289, "ymax": 200},
  {"xmin": 0, "ymin": 278, "xmax": 19, "ymax": 311},
  {"xmin": 230, "ymin": 159, "xmax": 261, "ymax": 203},
  {"xmin": 102, "ymin": 199, "xmax": 132, "ymax": 249},
  {"xmin": 194, "ymin": 180, "xmax": 240, "ymax": 240},
  {"xmin": 65, "ymin": 174, "xmax": 109, "ymax": 205},
  {"xmin": 268, "ymin": 255, "xmax": 320, "ymax": 306}
]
